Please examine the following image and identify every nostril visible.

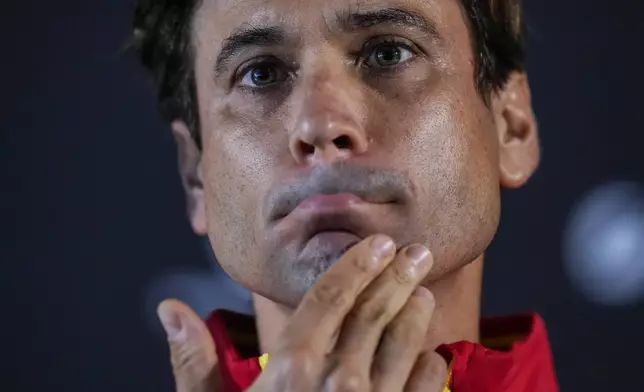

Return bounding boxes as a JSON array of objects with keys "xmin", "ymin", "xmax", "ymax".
[
  {"xmin": 299, "ymin": 141, "xmax": 315, "ymax": 156},
  {"xmin": 333, "ymin": 135, "xmax": 352, "ymax": 150}
]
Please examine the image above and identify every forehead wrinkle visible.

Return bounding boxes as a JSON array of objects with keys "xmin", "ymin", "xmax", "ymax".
[
  {"xmin": 197, "ymin": 1, "xmax": 317, "ymax": 58},
  {"xmin": 196, "ymin": 0, "xmax": 457, "ymax": 49},
  {"xmin": 193, "ymin": 0, "xmax": 468, "ymax": 82},
  {"xmin": 193, "ymin": 0, "xmax": 284, "ymax": 44}
]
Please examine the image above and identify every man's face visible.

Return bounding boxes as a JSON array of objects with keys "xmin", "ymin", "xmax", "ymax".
[{"xmin": 180, "ymin": 0, "xmax": 538, "ymax": 307}]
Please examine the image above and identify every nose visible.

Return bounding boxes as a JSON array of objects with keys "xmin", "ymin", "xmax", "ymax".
[{"xmin": 288, "ymin": 66, "xmax": 368, "ymax": 166}]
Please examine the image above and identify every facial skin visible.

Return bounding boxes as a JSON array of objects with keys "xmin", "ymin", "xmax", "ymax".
[{"xmin": 173, "ymin": 0, "xmax": 539, "ymax": 309}]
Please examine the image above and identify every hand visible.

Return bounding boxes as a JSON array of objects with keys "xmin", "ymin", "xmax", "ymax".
[
  {"xmin": 249, "ymin": 235, "xmax": 448, "ymax": 392},
  {"xmin": 157, "ymin": 235, "xmax": 448, "ymax": 392},
  {"xmin": 157, "ymin": 299, "xmax": 222, "ymax": 392}
]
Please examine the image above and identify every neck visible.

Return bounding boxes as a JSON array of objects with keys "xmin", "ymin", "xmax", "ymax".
[{"xmin": 253, "ymin": 255, "xmax": 483, "ymax": 354}]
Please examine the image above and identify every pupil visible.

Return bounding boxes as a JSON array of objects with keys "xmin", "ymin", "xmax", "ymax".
[
  {"xmin": 252, "ymin": 66, "xmax": 274, "ymax": 85},
  {"xmin": 376, "ymin": 46, "xmax": 400, "ymax": 66}
]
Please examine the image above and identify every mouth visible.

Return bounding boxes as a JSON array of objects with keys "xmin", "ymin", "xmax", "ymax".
[
  {"xmin": 261, "ymin": 164, "xmax": 412, "ymax": 284},
  {"xmin": 263, "ymin": 163, "xmax": 413, "ymax": 225},
  {"xmin": 271, "ymin": 192, "xmax": 394, "ymax": 222},
  {"xmin": 294, "ymin": 193, "xmax": 364, "ymax": 214},
  {"xmin": 276, "ymin": 194, "xmax": 394, "ymax": 250},
  {"xmin": 295, "ymin": 210, "xmax": 372, "ymax": 257}
]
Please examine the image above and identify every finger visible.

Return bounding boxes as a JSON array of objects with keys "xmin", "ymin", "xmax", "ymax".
[
  {"xmin": 371, "ymin": 286, "xmax": 435, "ymax": 392},
  {"xmin": 403, "ymin": 351, "xmax": 449, "ymax": 392},
  {"xmin": 331, "ymin": 245, "xmax": 433, "ymax": 374},
  {"xmin": 280, "ymin": 235, "xmax": 396, "ymax": 357},
  {"xmin": 158, "ymin": 299, "xmax": 221, "ymax": 392}
]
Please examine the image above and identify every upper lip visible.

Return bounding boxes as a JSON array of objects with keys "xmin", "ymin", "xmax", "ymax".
[
  {"xmin": 263, "ymin": 163, "xmax": 412, "ymax": 222},
  {"xmin": 271, "ymin": 190, "xmax": 391, "ymax": 222}
]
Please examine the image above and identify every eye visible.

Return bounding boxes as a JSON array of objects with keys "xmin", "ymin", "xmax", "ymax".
[
  {"xmin": 238, "ymin": 61, "xmax": 288, "ymax": 88},
  {"xmin": 364, "ymin": 41, "xmax": 415, "ymax": 68}
]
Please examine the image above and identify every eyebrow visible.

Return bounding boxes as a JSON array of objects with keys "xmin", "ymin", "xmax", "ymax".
[
  {"xmin": 215, "ymin": 25, "xmax": 285, "ymax": 75},
  {"xmin": 336, "ymin": 7, "xmax": 442, "ymax": 39},
  {"xmin": 213, "ymin": 7, "xmax": 442, "ymax": 75}
]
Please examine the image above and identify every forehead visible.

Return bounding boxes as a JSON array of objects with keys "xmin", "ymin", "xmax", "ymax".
[{"xmin": 193, "ymin": 0, "xmax": 468, "ymax": 46}]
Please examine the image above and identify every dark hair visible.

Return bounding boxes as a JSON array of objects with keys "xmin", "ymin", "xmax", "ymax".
[{"xmin": 132, "ymin": 0, "xmax": 525, "ymax": 145}]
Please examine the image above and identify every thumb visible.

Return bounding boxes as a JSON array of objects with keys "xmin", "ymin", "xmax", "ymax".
[{"xmin": 158, "ymin": 299, "xmax": 221, "ymax": 392}]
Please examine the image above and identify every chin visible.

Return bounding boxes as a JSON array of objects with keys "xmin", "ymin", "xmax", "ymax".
[{"xmin": 252, "ymin": 241, "xmax": 352, "ymax": 308}]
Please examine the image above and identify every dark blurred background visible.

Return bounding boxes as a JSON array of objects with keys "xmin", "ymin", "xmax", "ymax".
[{"xmin": 3, "ymin": 1, "xmax": 644, "ymax": 391}]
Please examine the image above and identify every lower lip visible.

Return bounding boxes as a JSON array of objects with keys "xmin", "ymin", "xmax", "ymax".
[{"xmin": 303, "ymin": 230, "xmax": 362, "ymax": 252}]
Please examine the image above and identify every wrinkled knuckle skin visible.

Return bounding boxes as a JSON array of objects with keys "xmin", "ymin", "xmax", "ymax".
[
  {"xmin": 169, "ymin": 341, "xmax": 213, "ymax": 381},
  {"xmin": 358, "ymin": 299, "xmax": 392, "ymax": 327},
  {"xmin": 271, "ymin": 346, "xmax": 319, "ymax": 388},
  {"xmin": 353, "ymin": 253, "xmax": 379, "ymax": 274},
  {"xmin": 310, "ymin": 281, "xmax": 349, "ymax": 309},
  {"xmin": 392, "ymin": 263, "xmax": 415, "ymax": 285},
  {"xmin": 282, "ymin": 346, "xmax": 318, "ymax": 373}
]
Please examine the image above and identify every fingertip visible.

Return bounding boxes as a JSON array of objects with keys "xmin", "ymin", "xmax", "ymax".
[
  {"xmin": 369, "ymin": 234, "xmax": 395, "ymax": 256},
  {"xmin": 157, "ymin": 298, "xmax": 177, "ymax": 315},
  {"xmin": 157, "ymin": 301, "xmax": 183, "ymax": 340},
  {"xmin": 405, "ymin": 245, "xmax": 431, "ymax": 263},
  {"xmin": 412, "ymin": 286, "xmax": 432, "ymax": 299},
  {"xmin": 158, "ymin": 299, "xmax": 203, "ymax": 339},
  {"xmin": 158, "ymin": 298, "xmax": 189, "ymax": 312},
  {"xmin": 425, "ymin": 248, "xmax": 435, "ymax": 267},
  {"xmin": 412, "ymin": 286, "xmax": 436, "ymax": 311}
]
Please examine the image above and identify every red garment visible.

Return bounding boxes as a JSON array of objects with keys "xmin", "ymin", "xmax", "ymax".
[{"xmin": 206, "ymin": 311, "xmax": 559, "ymax": 392}]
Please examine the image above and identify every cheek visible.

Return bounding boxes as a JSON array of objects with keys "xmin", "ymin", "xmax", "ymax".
[
  {"xmin": 388, "ymin": 90, "xmax": 500, "ymax": 268},
  {"xmin": 392, "ymin": 91, "xmax": 498, "ymax": 197},
  {"xmin": 199, "ymin": 106, "xmax": 282, "ymax": 283}
]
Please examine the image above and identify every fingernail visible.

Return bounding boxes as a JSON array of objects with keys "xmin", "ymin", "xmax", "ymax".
[
  {"xmin": 405, "ymin": 245, "xmax": 430, "ymax": 265},
  {"xmin": 370, "ymin": 235, "xmax": 395, "ymax": 255},
  {"xmin": 158, "ymin": 307, "xmax": 184, "ymax": 341}
]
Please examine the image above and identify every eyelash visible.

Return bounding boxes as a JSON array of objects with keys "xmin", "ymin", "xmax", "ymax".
[
  {"xmin": 235, "ymin": 57, "xmax": 291, "ymax": 91},
  {"xmin": 233, "ymin": 36, "xmax": 420, "ymax": 89},
  {"xmin": 357, "ymin": 37, "xmax": 418, "ymax": 69}
]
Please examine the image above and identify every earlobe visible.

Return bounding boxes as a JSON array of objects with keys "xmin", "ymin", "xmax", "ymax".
[
  {"xmin": 494, "ymin": 72, "xmax": 540, "ymax": 189},
  {"xmin": 171, "ymin": 121, "xmax": 207, "ymax": 235}
]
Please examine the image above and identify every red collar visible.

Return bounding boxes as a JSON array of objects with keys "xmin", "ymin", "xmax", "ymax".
[
  {"xmin": 206, "ymin": 311, "xmax": 558, "ymax": 392},
  {"xmin": 436, "ymin": 314, "xmax": 559, "ymax": 392}
]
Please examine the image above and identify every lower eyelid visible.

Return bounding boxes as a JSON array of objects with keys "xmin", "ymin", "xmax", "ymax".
[
  {"xmin": 364, "ymin": 57, "xmax": 420, "ymax": 76},
  {"xmin": 236, "ymin": 65, "xmax": 289, "ymax": 88},
  {"xmin": 236, "ymin": 78, "xmax": 294, "ymax": 95}
]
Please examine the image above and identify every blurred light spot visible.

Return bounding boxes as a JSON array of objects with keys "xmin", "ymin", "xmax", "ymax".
[
  {"xmin": 563, "ymin": 181, "xmax": 644, "ymax": 306},
  {"xmin": 143, "ymin": 268, "xmax": 253, "ymax": 337}
]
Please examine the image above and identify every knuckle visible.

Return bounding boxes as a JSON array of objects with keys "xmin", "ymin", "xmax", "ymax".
[
  {"xmin": 355, "ymin": 299, "xmax": 392, "ymax": 326},
  {"xmin": 273, "ymin": 346, "xmax": 319, "ymax": 378},
  {"xmin": 392, "ymin": 263, "xmax": 416, "ymax": 285},
  {"xmin": 169, "ymin": 341, "xmax": 215, "ymax": 380},
  {"xmin": 422, "ymin": 352, "xmax": 448, "ymax": 380},
  {"xmin": 386, "ymin": 317, "xmax": 426, "ymax": 347},
  {"xmin": 352, "ymin": 252, "xmax": 380, "ymax": 274},
  {"xmin": 309, "ymin": 280, "xmax": 349, "ymax": 309},
  {"xmin": 326, "ymin": 369, "xmax": 369, "ymax": 392}
]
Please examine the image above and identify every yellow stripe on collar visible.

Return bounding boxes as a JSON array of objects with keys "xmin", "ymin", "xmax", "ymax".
[
  {"xmin": 258, "ymin": 353, "xmax": 269, "ymax": 370},
  {"xmin": 259, "ymin": 353, "xmax": 452, "ymax": 391},
  {"xmin": 443, "ymin": 358, "xmax": 453, "ymax": 392}
]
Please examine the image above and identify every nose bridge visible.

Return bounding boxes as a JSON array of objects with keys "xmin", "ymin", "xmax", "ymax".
[
  {"xmin": 299, "ymin": 56, "xmax": 360, "ymax": 128},
  {"xmin": 289, "ymin": 54, "xmax": 368, "ymax": 165}
]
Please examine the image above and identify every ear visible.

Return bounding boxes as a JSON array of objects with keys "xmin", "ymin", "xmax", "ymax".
[
  {"xmin": 172, "ymin": 121, "xmax": 207, "ymax": 235},
  {"xmin": 492, "ymin": 72, "xmax": 540, "ymax": 189}
]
